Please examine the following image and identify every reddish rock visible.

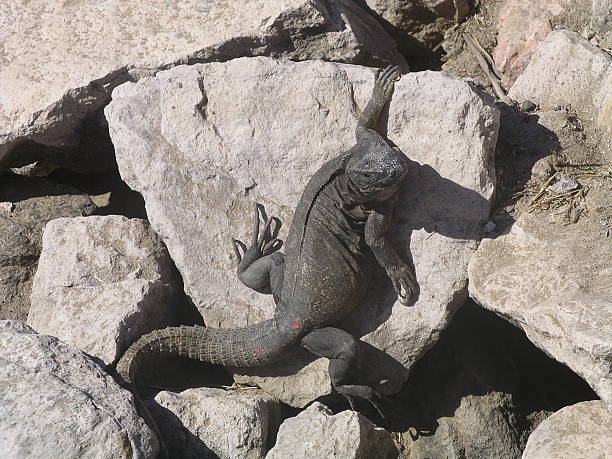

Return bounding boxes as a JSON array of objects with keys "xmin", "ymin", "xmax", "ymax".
[{"xmin": 493, "ymin": 0, "xmax": 568, "ymax": 88}]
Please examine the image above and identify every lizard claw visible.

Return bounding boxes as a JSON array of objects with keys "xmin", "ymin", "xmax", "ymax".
[{"xmin": 387, "ymin": 264, "xmax": 418, "ymax": 305}]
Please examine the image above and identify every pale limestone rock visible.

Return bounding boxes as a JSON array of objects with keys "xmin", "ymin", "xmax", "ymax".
[
  {"xmin": 493, "ymin": 0, "xmax": 569, "ymax": 88},
  {"xmin": 469, "ymin": 211, "xmax": 612, "ymax": 407},
  {"xmin": 148, "ymin": 388, "xmax": 281, "ymax": 459},
  {"xmin": 522, "ymin": 400, "xmax": 612, "ymax": 459},
  {"xmin": 105, "ymin": 57, "xmax": 498, "ymax": 406},
  {"xmin": 0, "ymin": 175, "xmax": 95, "ymax": 321},
  {"xmin": 592, "ymin": 0, "xmax": 612, "ymax": 48},
  {"xmin": 28, "ymin": 216, "xmax": 183, "ymax": 365},
  {"xmin": 508, "ymin": 30, "xmax": 612, "ymax": 133},
  {"xmin": 0, "ymin": 320, "xmax": 159, "ymax": 458},
  {"xmin": 266, "ymin": 402, "xmax": 398, "ymax": 459},
  {"xmin": 0, "ymin": 0, "xmax": 405, "ymax": 173}
]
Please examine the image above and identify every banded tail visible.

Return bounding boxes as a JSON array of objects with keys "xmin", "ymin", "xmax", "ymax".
[{"xmin": 116, "ymin": 318, "xmax": 296, "ymax": 386}]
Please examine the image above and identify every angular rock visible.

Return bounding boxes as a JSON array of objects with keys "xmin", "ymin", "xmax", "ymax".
[
  {"xmin": 105, "ymin": 57, "xmax": 498, "ymax": 406},
  {"xmin": 522, "ymin": 401, "xmax": 612, "ymax": 459},
  {"xmin": 0, "ymin": 320, "xmax": 159, "ymax": 458},
  {"xmin": 0, "ymin": 173, "xmax": 95, "ymax": 321},
  {"xmin": 592, "ymin": 0, "xmax": 612, "ymax": 48},
  {"xmin": 27, "ymin": 215, "xmax": 184, "ymax": 366},
  {"xmin": 399, "ymin": 301, "xmax": 597, "ymax": 459},
  {"xmin": 0, "ymin": 0, "xmax": 405, "ymax": 173},
  {"xmin": 147, "ymin": 388, "xmax": 281, "ymax": 459},
  {"xmin": 508, "ymin": 30, "xmax": 612, "ymax": 133},
  {"xmin": 493, "ymin": 0, "xmax": 569, "ymax": 88},
  {"xmin": 469, "ymin": 211, "xmax": 612, "ymax": 407},
  {"xmin": 366, "ymin": 0, "xmax": 469, "ymax": 59},
  {"xmin": 266, "ymin": 402, "xmax": 397, "ymax": 459}
]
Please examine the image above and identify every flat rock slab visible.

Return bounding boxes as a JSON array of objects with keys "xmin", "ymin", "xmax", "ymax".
[
  {"xmin": 508, "ymin": 30, "xmax": 612, "ymax": 133},
  {"xmin": 0, "ymin": 0, "xmax": 405, "ymax": 173},
  {"xmin": 27, "ymin": 216, "xmax": 183, "ymax": 366},
  {"xmin": 0, "ymin": 174, "xmax": 95, "ymax": 321},
  {"xmin": 0, "ymin": 320, "xmax": 159, "ymax": 458},
  {"xmin": 522, "ymin": 400, "xmax": 612, "ymax": 459},
  {"xmin": 106, "ymin": 57, "xmax": 498, "ymax": 406},
  {"xmin": 469, "ymin": 211, "xmax": 612, "ymax": 407},
  {"xmin": 267, "ymin": 402, "xmax": 397, "ymax": 458},
  {"xmin": 148, "ymin": 388, "xmax": 281, "ymax": 459}
]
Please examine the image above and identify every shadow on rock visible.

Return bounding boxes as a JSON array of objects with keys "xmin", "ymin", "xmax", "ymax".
[{"xmin": 383, "ymin": 300, "xmax": 598, "ymax": 449}]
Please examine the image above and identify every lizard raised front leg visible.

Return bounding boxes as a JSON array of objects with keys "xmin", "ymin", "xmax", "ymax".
[{"xmin": 231, "ymin": 202, "xmax": 285, "ymax": 303}]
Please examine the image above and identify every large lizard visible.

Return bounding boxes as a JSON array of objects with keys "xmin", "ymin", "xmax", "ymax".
[{"xmin": 116, "ymin": 65, "xmax": 417, "ymax": 414}]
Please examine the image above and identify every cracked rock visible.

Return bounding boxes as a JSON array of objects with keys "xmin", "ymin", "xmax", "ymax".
[
  {"xmin": 469, "ymin": 211, "xmax": 612, "ymax": 407},
  {"xmin": 522, "ymin": 400, "xmax": 612, "ymax": 459},
  {"xmin": 0, "ymin": 174, "xmax": 95, "ymax": 321},
  {"xmin": 147, "ymin": 388, "xmax": 282, "ymax": 459},
  {"xmin": 27, "ymin": 215, "xmax": 184, "ymax": 366},
  {"xmin": 0, "ymin": 320, "xmax": 159, "ymax": 458},
  {"xmin": 0, "ymin": 0, "xmax": 405, "ymax": 173},
  {"xmin": 266, "ymin": 402, "xmax": 398, "ymax": 459}
]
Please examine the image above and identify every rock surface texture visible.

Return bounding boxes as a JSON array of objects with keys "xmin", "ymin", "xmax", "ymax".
[
  {"xmin": 0, "ymin": 174, "xmax": 95, "ymax": 320},
  {"xmin": 469, "ymin": 211, "xmax": 612, "ymax": 407},
  {"xmin": 0, "ymin": 320, "xmax": 159, "ymax": 458},
  {"xmin": 0, "ymin": 0, "xmax": 405, "ymax": 173},
  {"xmin": 105, "ymin": 57, "xmax": 499, "ymax": 406},
  {"xmin": 492, "ymin": 0, "xmax": 569, "ymax": 88},
  {"xmin": 522, "ymin": 401, "xmax": 612, "ymax": 459},
  {"xmin": 266, "ymin": 402, "xmax": 398, "ymax": 459},
  {"xmin": 507, "ymin": 30, "xmax": 612, "ymax": 133},
  {"xmin": 147, "ymin": 388, "xmax": 281, "ymax": 459},
  {"xmin": 27, "ymin": 216, "xmax": 183, "ymax": 366}
]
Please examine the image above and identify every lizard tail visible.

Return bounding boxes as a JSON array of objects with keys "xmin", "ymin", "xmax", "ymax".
[{"xmin": 116, "ymin": 319, "xmax": 296, "ymax": 386}]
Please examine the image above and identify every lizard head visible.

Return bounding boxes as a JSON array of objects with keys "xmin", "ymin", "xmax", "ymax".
[{"xmin": 345, "ymin": 131, "xmax": 408, "ymax": 200}]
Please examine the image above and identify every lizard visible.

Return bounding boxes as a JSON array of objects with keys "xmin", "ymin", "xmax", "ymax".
[{"xmin": 116, "ymin": 65, "xmax": 417, "ymax": 415}]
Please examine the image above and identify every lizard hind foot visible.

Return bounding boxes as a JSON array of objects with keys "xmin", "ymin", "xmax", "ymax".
[{"xmin": 336, "ymin": 384, "xmax": 388, "ymax": 420}]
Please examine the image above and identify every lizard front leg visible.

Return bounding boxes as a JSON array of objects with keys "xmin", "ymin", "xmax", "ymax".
[{"xmin": 365, "ymin": 196, "xmax": 417, "ymax": 305}]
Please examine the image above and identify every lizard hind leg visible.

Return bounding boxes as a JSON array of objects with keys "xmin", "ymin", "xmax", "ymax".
[
  {"xmin": 231, "ymin": 202, "xmax": 285, "ymax": 300},
  {"xmin": 301, "ymin": 327, "xmax": 387, "ymax": 420}
]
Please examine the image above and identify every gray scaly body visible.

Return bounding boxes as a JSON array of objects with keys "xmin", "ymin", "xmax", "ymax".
[{"xmin": 116, "ymin": 66, "xmax": 417, "ymax": 412}]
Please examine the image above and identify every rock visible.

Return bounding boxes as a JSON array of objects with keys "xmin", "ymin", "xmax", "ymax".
[
  {"xmin": 27, "ymin": 215, "xmax": 183, "ymax": 366},
  {"xmin": 0, "ymin": 174, "xmax": 95, "ymax": 321},
  {"xmin": 366, "ymin": 0, "xmax": 469, "ymax": 60},
  {"xmin": 484, "ymin": 221, "xmax": 497, "ymax": 233},
  {"xmin": 592, "ymin": 0, "xmax": 612, "ymax": 48},
  {"xmin": 0, "ymin": 0, "xmax": 405, "ymax": 173},
  {"xmin": 520, "ymin": 100, "xmax": 537, "ymax": 112},
  {"xmin": 548, "ymin": 174, "xmax": 579, "ymax": 194},
  {"xmin": 397, "ymin": 301, "xmax": 597, "ymax": 459},
  {"xmin": 492, "ymin": 0, "xmax": 569, "ymax": 88},
  {"xmin": 147, "ymin": 388, "xmax": 281, "ymax": 459},
  {"xmin": 266, "ymin": 402, "xmax": 397, "ymax": 459},
  {"xmin": 508, "ymin": 30, "xmax": 612, "ymax": 133},
  {"xmin": 469, "ymin": 211, "xmax": 612, "ymax": 407},
  {"xmin": 522, "ymin": 400, "xmax": 612, "ymax": 459},
  {"xmin": 0, "ymin": 320, "xmax": 159, "ymax": 458},
  {"xmin": 105, "ymin": 57, "xmax": 498, "ymax": 406}
]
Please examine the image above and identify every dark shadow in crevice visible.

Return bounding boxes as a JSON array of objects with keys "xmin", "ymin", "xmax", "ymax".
[
  {"xmin": 383, "ymin": 299, "xmax": 598, "ymax": 436},
  {"xmin": 50, "ymin": 167, "xmax": 148, "ymax": 220}
]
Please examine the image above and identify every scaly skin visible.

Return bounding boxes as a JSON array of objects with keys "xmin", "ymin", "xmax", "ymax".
[{"xmin": 116, "ymin": 66, "xmax": 417, "ymax": 414}]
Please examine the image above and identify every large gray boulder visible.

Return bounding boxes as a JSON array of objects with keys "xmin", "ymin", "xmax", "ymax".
[
  {"xmin": 147, "ymin": 388, "xmax": 282, "ymax": 459},
  {"xmin": 522, "ymin": 400, "xmax": 612, "ymax": 459},
  {"xmin": 508, "ymin": 30, "xmax": 612, "ymax": 133},
  {"xmin": 105, "ymin": 57, "xmax": 498, "ymax": 406},
  {"xmin": 0, "ymin": 174, "xmax": 95, "ymax": 321},
  {"xmin": 27, "ymin": 215, "xmax": 184, "ymax": 366},
  {"xmin": 469, "ymin": 210, "xmax": 612, "ymax": 407},
  {"xmin": 266, "ymin": 402, "xmax": 398, "ymax": 459},
  {"xmin": 0, "ymin": 320, "xmax": 159, "ymax": 458},
  {"xmin": 0, "ymin": 0, "xmax": 405, "ymax": 173}
]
